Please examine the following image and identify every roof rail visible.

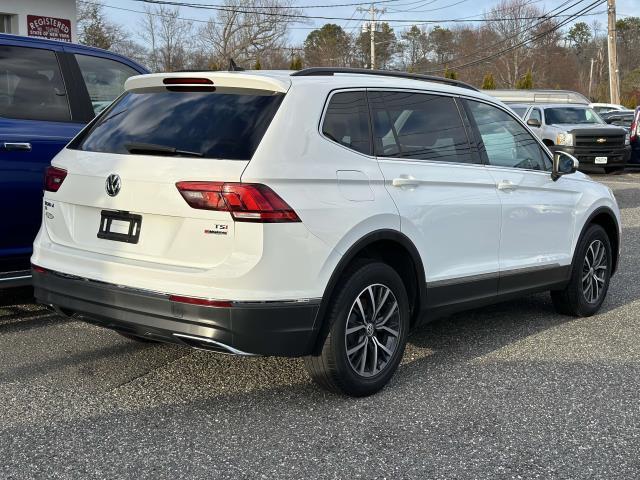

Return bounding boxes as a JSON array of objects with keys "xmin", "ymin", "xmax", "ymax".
[{"xmin": 291, "ymin": 67, "xmax": 479, "ymax": 91}]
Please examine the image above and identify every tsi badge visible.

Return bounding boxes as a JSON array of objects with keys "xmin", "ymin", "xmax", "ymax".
[
  {"xmin": 205, "ymin": 224, "xmax": 229, "ymax": 236},
  {"xmin": 105, "ymin": 174, "xmax": 121, "ymax": 197}
]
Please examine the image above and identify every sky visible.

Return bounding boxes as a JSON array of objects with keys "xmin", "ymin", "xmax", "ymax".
[{"xmin": 101, "ymin": 0, "xmax": 638, "ymax": 45}]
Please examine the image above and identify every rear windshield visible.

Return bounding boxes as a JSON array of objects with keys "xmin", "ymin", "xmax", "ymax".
[
  {"xmin": 544, "ymin": 107, "xmax": 604, "ymax": 126},
  {"xmin": 71, "ymin": 88, "xmax": 284, "ymax": 160}
]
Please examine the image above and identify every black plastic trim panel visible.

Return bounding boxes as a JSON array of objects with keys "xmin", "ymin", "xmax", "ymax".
[{"xmin": 33, "ymin": 270, "xmax": 321, "ymax": 357}]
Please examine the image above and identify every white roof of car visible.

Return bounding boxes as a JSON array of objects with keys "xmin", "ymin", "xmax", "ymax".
[{"xmin": 124, "ymin": 70, "xmax": 493, "ymax": 101}]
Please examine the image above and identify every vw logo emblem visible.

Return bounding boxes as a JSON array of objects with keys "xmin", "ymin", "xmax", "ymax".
[{"xmin": 105, "ymin": 174, "xmax": 121, "ymax": 197}]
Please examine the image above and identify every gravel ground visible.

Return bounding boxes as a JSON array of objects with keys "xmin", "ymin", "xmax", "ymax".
[{"xmin": 1, "ymin": 171, "xmax": 640, "ymax": 479}]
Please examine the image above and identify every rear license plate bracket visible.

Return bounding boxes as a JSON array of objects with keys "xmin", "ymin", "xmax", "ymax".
[{"xmin": 97, "ymin": 210, "xmax": 142, "ymax": 244}]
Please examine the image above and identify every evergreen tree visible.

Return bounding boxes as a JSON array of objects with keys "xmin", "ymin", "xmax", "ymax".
[
  {"xmin": 515, "ymin": 70, "xmax": 533, "ymax": 89},
  {"xmin": 482, "ymin": 73, "xmax": 496, "ymax": 89}
]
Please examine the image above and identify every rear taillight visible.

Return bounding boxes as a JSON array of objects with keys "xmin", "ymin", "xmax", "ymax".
[
  {"xmin": 44, "ymin": 166, "xmax": 67, "ymax": 192},
  {"xmin": 176, "ymin": 182, "xmax": 300, "ymax": 223}
]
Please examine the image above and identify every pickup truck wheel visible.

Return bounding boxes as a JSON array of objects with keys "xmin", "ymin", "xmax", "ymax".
[
  {"xmin": 551, "ymin": 224, "xmax": 612, "ymax": 317},
  {"xmin": 304, "ymin": 261, "xmax": 410, "ymax": 397}
]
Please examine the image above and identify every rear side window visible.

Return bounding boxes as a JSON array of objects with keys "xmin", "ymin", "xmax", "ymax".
[
  {"xmin": 322, "ymin": 91, "xmax": 371, "ymax": 155},
  {"xmin": 0, "ymin": 45, "xmax": 70, "ymax": 122},
  {"xmin": 75, "ymin": 54, "xmax": 140, "ymax": 115},
  {"xmin": 369, "ymin": 91, "xmax": 474, "ymax": 163},
  {"xmin": 72, "ymin": 88, "xmax": 284, "ymax": 160}
]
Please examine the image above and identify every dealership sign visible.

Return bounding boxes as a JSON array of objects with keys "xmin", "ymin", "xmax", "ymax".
[{"xmin": 27, "ymin": 15, "xmax": 72, "ymax": 42}]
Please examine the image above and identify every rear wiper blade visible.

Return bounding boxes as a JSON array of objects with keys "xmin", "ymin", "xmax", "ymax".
[{"xmin": 124, "ymin": 142, "xmax": 203, "ymax": 157}]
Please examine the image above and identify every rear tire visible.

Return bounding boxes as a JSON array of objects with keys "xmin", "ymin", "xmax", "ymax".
[
  {"xmin": 304, "ymin": 261, "xmax": 410, "ymax": 397},
  {"xmin": 551, "ymin": 224, "xmax": 612, "ymax": 317}
]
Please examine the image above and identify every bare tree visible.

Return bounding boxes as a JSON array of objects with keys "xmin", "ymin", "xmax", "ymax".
[
  {"xmin": 139, "ymin": 6, "xmax": 193, "ymax": 72},
  {"xmin": 199, "ymin": 0, "xmax": 300, "ymax": 69},
  {"xmin": 485, "ymin": 0, "xmax": 543, "ymax": 87}
]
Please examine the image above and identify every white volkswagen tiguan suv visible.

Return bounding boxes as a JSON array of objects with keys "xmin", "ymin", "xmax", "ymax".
[{"xmin": 32, "ymin": 68, "xmax": 621, "ymax": 396}]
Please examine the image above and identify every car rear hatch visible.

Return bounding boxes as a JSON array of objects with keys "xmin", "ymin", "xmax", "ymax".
[{"xmin": 43, "ymin": 72, "xmax": 290, "ymax": 269}]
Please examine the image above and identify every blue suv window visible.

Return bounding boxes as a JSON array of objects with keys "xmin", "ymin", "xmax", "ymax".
[{"xmin": 0, "ymin": 45, "xmax": 70, "ymax": 122}]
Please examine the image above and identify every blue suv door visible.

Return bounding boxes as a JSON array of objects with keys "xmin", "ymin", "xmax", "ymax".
[
  {"xmin": 0, "ymin": 37, "xmax": 146, "ymax": 286},
  {"xmin": 0, "ymin": 43, "xmax": 83, "ymax": 279}
]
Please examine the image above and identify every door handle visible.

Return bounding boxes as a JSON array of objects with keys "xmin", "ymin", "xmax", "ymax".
[
  {"xmin": 4, "ymin": 142, "xmax": 32, "ymax": 152},
  {"xmin": 392, "ymin": 176, "xmax": 419, "ymax": 188},
  {"xmin": 497, "ymin": 180, "xmax": 517, "ymax": 192}
]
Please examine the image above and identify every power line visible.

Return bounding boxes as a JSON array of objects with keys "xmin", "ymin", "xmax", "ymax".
[
  {"xmin": 108, "ymin": 0, "xmax": 612, "ymax": 24},
  {"xmin": 420, "ymin": 0, "xmax": 606, "ymax": 74}
]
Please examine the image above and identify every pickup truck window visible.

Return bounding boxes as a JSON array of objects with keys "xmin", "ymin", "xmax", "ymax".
[
  {"xmin": 545, "ymin": 107, "xmax": 604, "ymax": 125},
  {"xmin": 530, "ymin": 108, "xmax": 542, "ymax": 123},
  {"xmin": 0, "ymin": 45, "xmax": 70, "ymax": 122}
]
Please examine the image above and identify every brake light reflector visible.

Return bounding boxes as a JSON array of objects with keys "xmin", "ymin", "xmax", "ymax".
[
  {"xmin": 176, "ymin": 182, "xmax": 301, "ymax": 223},
  {"xmin": 44, "ymin": 166, "xmax": 67, "ymax": 192},
  {"xmin": 169, "ymin": 295, "xmax": 232, "ymax": 308},
  {"xmin": 31, "ymin": 264, "xmax": 47, "ymax": 274}
]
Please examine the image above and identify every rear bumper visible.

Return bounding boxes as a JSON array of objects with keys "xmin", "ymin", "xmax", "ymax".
[{"xmin": 33, "ymin": 269, "xmax": 321, "ymax": 356}]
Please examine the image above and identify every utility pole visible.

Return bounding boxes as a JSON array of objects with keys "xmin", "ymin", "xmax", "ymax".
[
  {"xmin": 357, "ymin": 3, "xmax": 386, "ymax": 69},
  {"xmin": 607, "ymin": 0, "xmax": 620, "ymax": 104},
  {"xmin": 588, "ymin": 57, "xmax": 595, "ymax": 99}
]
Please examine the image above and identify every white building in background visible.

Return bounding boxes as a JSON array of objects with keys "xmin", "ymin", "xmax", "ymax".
[{"xmin": 0, "ymin": 0, "xmax": 77, "ymax": 43}]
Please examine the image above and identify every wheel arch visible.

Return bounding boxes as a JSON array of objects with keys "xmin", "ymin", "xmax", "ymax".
[
  {"xmin": 310, "ymin": 230, "xmax": 426, "ymax": 355},
  {"xmin": 581, "ymin": 207, "xmax": 620, "ymax": 275}
]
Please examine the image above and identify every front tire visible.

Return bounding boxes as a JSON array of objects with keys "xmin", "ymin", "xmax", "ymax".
[
  {"xmin": 551, "ymin": 224, "xmax": 612, "ymax": 317},
  {"xmin": 304, "ymin": 261, "xmax": 410, "ymax": 397}
]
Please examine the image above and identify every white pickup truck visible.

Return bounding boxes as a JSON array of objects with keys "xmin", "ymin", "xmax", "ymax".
[{"xmin": 513, "ymin": 103, "xmax": 631, "ymax": 174}]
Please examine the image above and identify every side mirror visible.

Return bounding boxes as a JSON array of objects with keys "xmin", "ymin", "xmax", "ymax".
[
  {"xmin": 527, "ymin": 118, "xmax": 541, "ymax": 128},
  {"xmin": 552, "ymin": 151, "xmax": 579, "ymax": 181}
]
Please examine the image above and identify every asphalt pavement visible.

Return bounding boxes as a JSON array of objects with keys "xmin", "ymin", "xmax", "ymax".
[{"xmin": 1, "ymin": 171, "xmax": 640, "ymax": 479}]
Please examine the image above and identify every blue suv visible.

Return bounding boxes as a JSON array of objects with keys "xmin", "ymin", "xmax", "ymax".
[{"xmin": 0, "ymin": 34, "xmax": 147, "ymax": 287}]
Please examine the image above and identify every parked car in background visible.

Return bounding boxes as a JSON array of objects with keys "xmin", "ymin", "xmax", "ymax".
[
  {"xmin": 32, "ymin": 68, "xmax": 621, "ymax": 396},
  {"xmin": 590, "ymin": 103, "xmax": 631, "ymax": 115},
  {"xmin": 600, "ymin": 110, "xmax": 635, "ymax": 132},
  {"xmin": 519, "ymin": 103, "xmax": 631, "ymax": 173},
  {"xmin": 631, "ymin": 107, "xmax": 640, "ymax": 165},
  {"xmin": 0, "ymin": 34, "xmax": 147, "ymax": 288}
]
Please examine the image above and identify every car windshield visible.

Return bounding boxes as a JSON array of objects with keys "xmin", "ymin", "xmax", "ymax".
[
  {"xmin": 544, "ymin": 107, "xmax": 604, "ymax": 125},
  {"xmin": 71, "ymin": 88, "xmax": 284, "ymax": 160}
]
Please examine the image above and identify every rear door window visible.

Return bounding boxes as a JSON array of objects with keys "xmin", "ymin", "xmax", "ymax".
[
  {"xmin": 0, "ymin": 45, "xmax": 70, "ymax": 122},
  {"xmin": 369, "ymin": 91, "xmax": 475, "ymax": 163},
  {"xmin": 72, "ymin": 88, "xmax": 284, "ymax": 160},
  {"xmin": 322, "ymin": 91, "xmax": 371, "ymax": 155},
  {"xmin": 75, "ymin": 54, "xmax": 140, "ymax": 115}
]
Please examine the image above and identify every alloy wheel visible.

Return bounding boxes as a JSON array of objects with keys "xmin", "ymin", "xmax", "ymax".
[
  {"xmin": 582, "ymin": 239, "xmax": 607, "ymax": 304},
  {"xmin": 344, "ymin": 283, "xmax": 401, "ymax": 377}
]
